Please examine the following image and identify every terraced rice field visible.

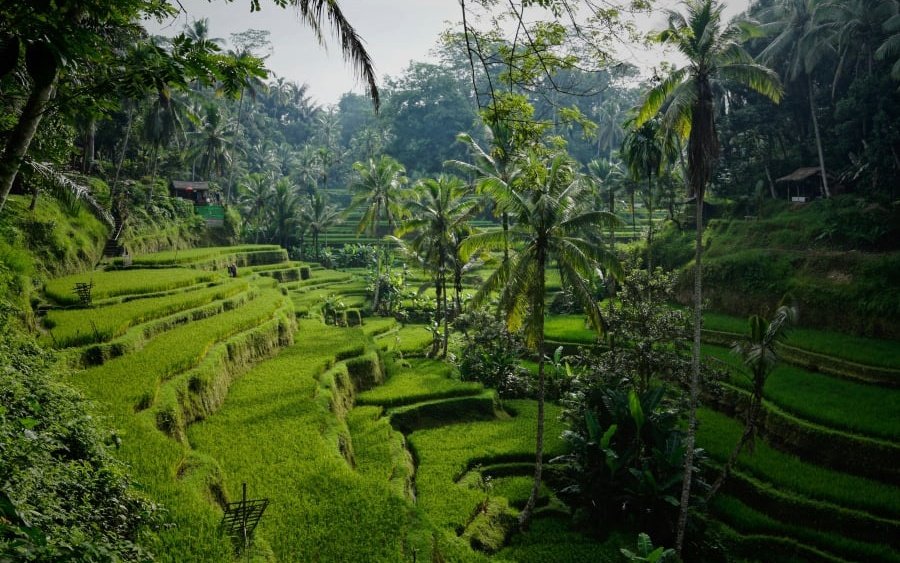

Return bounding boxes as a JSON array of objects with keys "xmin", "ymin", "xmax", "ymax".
[{"xmin": 43, "ymin": 243, "xmax": 899, "ymax": 562}]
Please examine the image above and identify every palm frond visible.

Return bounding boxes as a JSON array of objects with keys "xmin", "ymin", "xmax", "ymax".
[
  {"xmin": 636, "ymin": 66, "xmax": 690, "ymax": 126},
  {"xmin": 295, "ymin": 0, "xmax": 379, "ymax": 109},
  {"xmin": 24, "ymin": 161, "xmax": 114, "ymax": 227},
  {"xmin": 719, "ymin": 63, "xmax": 783, "ymax": 102}
]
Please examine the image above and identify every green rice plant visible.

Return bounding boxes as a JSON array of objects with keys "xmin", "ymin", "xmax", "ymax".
[
  {"xmin": 375, "ymin": 324, "xmax": 433, "ymax": 355},
  {"xmin": 67, "ymin": 288, "xmax": 292, "ymax": 561},
  {"xmin": 45, "ymin": 268, "xmax": 219, "ymax": 305},
  {"xmin": 187, "ymin": 319, "xmax": 411, "ymax": 561},
  {"xmin": 712, "ymin": 495, "xmax": 899, "ymax": 563},
  {"xmin": 407, "ymin": 400, "xmax": 568, "ymax": 535},
  {"xmin": 543, "ymin": 315, "xmax": 597, "ymax": 345},
  {"xmin": 703, "ymin": 345, "xmax": 900, "ymax": 440},
  {"xmin": 361, "ymin": 317, "xmax": 398, "ymax": 337},
  {"xmin": 114, "ymin": 244, "xmax": 281, "ymax": 266},
  {"xmin": 697, "ymin": 409, "xmax": 900, "ymax": 519},
  {"xmin": 495, "ymin": 516, "xmax": 625, "ymax": 562},
  {"xmin": 43, "ymin": 278, "xmax": 248, "ymax": 347},
  {"xmin": 704, "ymin": 311, "xmax": 900, "ymax": 369},
  {"xmin": 357, "ymin": 358, "xmax": 483, "ymax": 407},
  {"xmin": 347, "ymin": 405, "xmax": 415, "ymax": 498}
]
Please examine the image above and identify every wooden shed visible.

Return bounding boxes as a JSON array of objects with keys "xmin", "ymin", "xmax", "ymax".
[{"xmin": 775, "ymin": 167, "xmax": 827, "ymax": 202}]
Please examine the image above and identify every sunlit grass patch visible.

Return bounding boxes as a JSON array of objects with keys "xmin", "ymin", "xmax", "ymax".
[
  {"xmin": 358, "ymin": 358, "xmax": 482, "ymax": 407},
  {"xmin": 408, "ymin": 400, "xmax": 567, "ymax": 533},
  {"xmin": 45, "ymin": 268, "xmax": 219, "ymax": 305},
  {"xmin": 703, "ymin": 344, "xmax": 900, "ymax": 440},
  {"xmin": 544, "ymin": 314, "xmax": 597, "ymax": 344},
  {"xmin": 697, "ymin": 408, "xmax": 900, "ymax": 519},
  {"xmin": 43, "ymin": 278, "xmax": 248, "ymax": 347},
  {"xmin": 116, "ymin": 244, "xmax": 283, "ymax": 266},
  {"xmin": 375, "ymin": 324, "xmax": 433, "ymax": 355},
  {"xmin": 187, "ymin": 319, "xmax": 411, "ymax": 561},
  {"xmin": 347, "ymin": 405, "xmax": 414, "ymax": 498}
]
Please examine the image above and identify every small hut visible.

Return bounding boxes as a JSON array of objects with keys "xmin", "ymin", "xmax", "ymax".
[
  {"xmin": 168, "ymin": 181, "xmax": 224, "ymax": 224},
  {"xmin": 775, "ymin": 167, "xmax": 828, "ymax": 202},
  {"xmin": 169, "ymin": 181, "xmax": 215, "ymax": 204}
]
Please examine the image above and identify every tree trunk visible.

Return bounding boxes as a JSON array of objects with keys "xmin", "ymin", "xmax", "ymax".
[
  {"xmin": 808, "ymin": 78, "xmax": 831, "ymax": 198},
  {"xmin": 707, "ymin": 391, "xmax": 761, "ymax": 502},
  {"xmin": 81, "ymin": 118, "xmax": 96, "ymax": 173},
  {"xmin": 519, "ymin": 250, "xmax": 546, "ymax": 531},
  {"xmin": 630, "ymin": 189, "xmax": 637, "ymax": 241},
  {"xmin": 226, "ymin": 88, "xmax": 245, "ymax": 204},
  {"xmin": 501, "ymin": 211, "xmax": 509, "ymax": 263},
  {"xmin": 442, "ymin": 268, "xmax": 449, "ymax": 358},
  {"xmin": 0, "ymin": 75, "xmax": 57, "ymax": 212},
  {"xmin": 646, "ymin": 173, "xmax": 654, "ymax": 271},
  {"xmin": 675, "ymin": 191, "xmax": 704, "ymax": 555},
  {"xmin": 113, "ymin": 107, "xmax": 134, "ymax": 197}
]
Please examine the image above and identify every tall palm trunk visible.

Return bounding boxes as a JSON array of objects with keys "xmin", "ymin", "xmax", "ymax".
[
  {"xmin": 0, "ymin": 76, "xmax": 57, "ymax": 212},
  {"xmin": 502, "ymin": 211, "xmax": 509, "ymax": 262},
  {"xmin": 442, "ymin": 266, "xmax": 450, "ymax": 357},
  {"xmin": 112, "ymin": 106, "xmax": 135, "ymax": 197},
  {"xmin": 520, "ymin": 247, "xmax": 546, "ymax": 531},
  {"xmin": 808, "ymin": 77, "xmax": 830, "ymax": 198},
  {"xmin": 706, "ymin": 375, "xmax": 763, "ymax": 501},
  {"xmin": 81, "ymin": 118, "xmax": 96, "ymax": 173},
  {"xmin": 226, "ymin": 88, "xmax": 245, "ymax": 204},
  {"xmin": 646, "ymin": 172, "xmax": 654, "ymax": 271},
  {"xmin": 676, "ymin": 192, "xmax": 704, "ymax": 554}
]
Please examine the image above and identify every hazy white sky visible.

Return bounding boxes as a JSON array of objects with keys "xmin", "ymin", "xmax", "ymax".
[{"xmin": 146, "ymin": 0, "xmax": 750, "ymax": 106}]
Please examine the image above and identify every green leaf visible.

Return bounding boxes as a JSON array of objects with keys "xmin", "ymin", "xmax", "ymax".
[
  {"xmin": 18, "ymin": 417, "xmax": 38, "ymax": 429},
  {"xmin": 628, "ymin": 389, "xmax": 645, "ymax": 431},
  {"xmin": 600, "ymin": 424, "xmax": 617, "ymax": 449}
]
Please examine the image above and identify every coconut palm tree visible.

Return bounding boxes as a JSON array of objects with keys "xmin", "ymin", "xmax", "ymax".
[
  {"xmin": 621, "ymin": 115, "xmax": 665, "ymax": 253},
  {"xmin": 876, "ymin": 11, "xmax": 900, "ymax": 80},
  {"xmin": 448, "ymin": 124, "xmax": 521, "ymax": 263},
  {"xmin": 239, "ymin": 172, "xmax": 274, "ymax": 242},
  {"xmin": 189, "ymin": 104, "xmax": 232, "ymax": 182},
  {"xmin": 349, "ymin": 155, "xmax": 409, "ymax": 312},
  {"xmin": 706, "ymin": 303, "xmax": 797, "ymax": 500},
  {"xmin": 759, "ymin": 0, "xmax": 834, "ymax": 197},
  {"xmin": 397, "ymin": 175, "xmax": 479, "ymax": 357},
  {"xmin": 302, "ymin": 192, "xmax": 342, "ymax": 260},
  {"xmin": 462, "ymin": 151, "xmax": 622, "ymax": 530},
  {"xmin": 268, "ymin": 177, "xmax": 302, "ymax": 248},
  {"xmin": 635, "ymin": 0, "xmax": 783, "ymax": 552},
  {"xmin": 348, "ymin": 155, "xmax": 408, "ymax": 236}
]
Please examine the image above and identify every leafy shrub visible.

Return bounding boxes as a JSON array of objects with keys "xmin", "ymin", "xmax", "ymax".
[
  {"xmin": 555, "ymin": 385, "xmax": 701, "ymax": 544},
  {"xmin": 453, "ymin": 308, "xmax": 531, "ymax": 398},
  {"xmin": 0, "ymin": 313, "xmax": 157, "ymax": 561}
]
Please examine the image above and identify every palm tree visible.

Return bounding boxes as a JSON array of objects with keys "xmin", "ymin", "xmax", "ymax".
[
  {"xmin": 706, "ymin": 303, "xmax": 796, "ymax": 500},
  {"xmin": 397, "ymin": 175, "xmax": 479, "ymax": 357},
  {"xmin": 462, "ymin": 151, "xmax": 622, "ymax": 530},
  {"xmin": 759, "ymin": 0, "xmax": 834, "ymax": 197},
  {"xmin": 349, "ymin": 155, "xmax": 408, "ymax": 312},
  {"xmin": 876, "ymin": 12, "xmax": 900, "ymax": 80},
  {"xmin": 269, "ymin": 177, "xmax": 302, "ymax": 248},
  {"xmin": 586, "ymin": 158, "xmax": 627, "ymax": 249},
  {"xmin": 348, "ymin": 155, "xmax": 408, "ymax": 236},
  {"xmin": 448, "ymin": 125, "xmax": 521, "ymax": 263},
  {"xmin": 239, "ymin": 172, "xmax": 274, "ymax": 243},
  {"xmin": 826, "ymin": 0, "xmax": 897, "ymax": 88},
  {"xmin": 621, "ymin": 115, "xmax": 665, "ymax": 258},
  {"xmin": 142, "ymin": 88, "xmax": 191, "ymax": 186},
  {"xmin": 302, "ymin": 192, "xmax": 342, "ymax": 259},
  {"xmin": 189, "ymin": 104, "xmax": 232, "ymax": 181},
  {"xmin": 635, "ymin": 0, "xmax": 783, "ymax": 552}
]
